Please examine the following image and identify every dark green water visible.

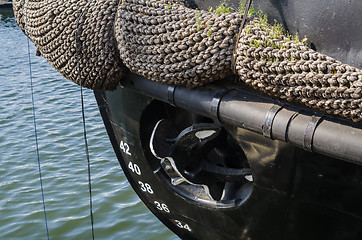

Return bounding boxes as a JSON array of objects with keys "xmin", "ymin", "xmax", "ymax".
[{"xmin": 0, "ymin": 8, "xmax": 177, "ymax": 240}]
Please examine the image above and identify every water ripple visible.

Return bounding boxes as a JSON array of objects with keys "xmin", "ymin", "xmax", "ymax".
[{"xmin": 0, "ymin": 11, "xmax": 177, "ymax": 240}]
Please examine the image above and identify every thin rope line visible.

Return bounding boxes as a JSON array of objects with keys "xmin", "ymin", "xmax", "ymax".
[
  {"xmin": 232, "ymin": 0, "xmax": 253, "ymax": 74},
  {"xmin": 25, "ymin": 1, "xmax": 50, "ymax": 239},
  {"xmin": 76, "ymin": 5, "xmax": 95, "ymax": 240}
]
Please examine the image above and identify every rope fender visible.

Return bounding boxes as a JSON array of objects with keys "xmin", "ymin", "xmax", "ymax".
[
  {"xmin": 13, "ymin": 0, "xmax": 125, "ymax": 90},
  {"xmin": 13, "ymin": 0, "xmax": 362, "ymax": 122}
]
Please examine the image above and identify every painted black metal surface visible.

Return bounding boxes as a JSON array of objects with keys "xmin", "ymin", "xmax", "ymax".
[
  {"xmin": 95, "ymin": 73, "xmax": 362, "ymax": 239},
  {"xmin": 94, "ymin": 1, "xmax": 362, "ymax": 239},
  {"xmin": 122, "ymin": 75, "xmax": 362, "ymax": 163}
]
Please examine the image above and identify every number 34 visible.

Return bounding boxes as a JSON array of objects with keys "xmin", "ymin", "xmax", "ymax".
[{"xmin": 174, "ymin": 220, "xmax": 192, "ymax": 232}]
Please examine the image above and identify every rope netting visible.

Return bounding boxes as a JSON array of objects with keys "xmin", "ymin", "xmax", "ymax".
[{"xmin": 13, "ymin": 0, "xmax": 362, "ymax": 122}]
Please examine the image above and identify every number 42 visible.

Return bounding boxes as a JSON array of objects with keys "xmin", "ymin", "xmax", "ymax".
[{"xmin": 120, "ymin": 141, "xmax": 131, "ymax": 155}]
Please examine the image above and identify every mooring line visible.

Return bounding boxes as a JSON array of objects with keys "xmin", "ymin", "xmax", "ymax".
[
  {"xmin": 25, "ymin": 1, "xmax": 50, "ymax": 239},
  {"xmin": 76, "ymin": 4, "xmax": 95, "ymax": 240}
]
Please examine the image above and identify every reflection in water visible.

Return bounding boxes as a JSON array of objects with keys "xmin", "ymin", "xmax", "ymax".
[{"xmin": 0, "ymin": 6, "xmax": 14, "ymax": 24}]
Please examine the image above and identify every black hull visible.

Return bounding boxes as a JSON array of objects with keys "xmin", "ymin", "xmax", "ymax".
[
  {"xmin": 95, "ymin": 73, "xmax": 362, "ymax": 240},
  {"xmin": 94, "ymin": 0, "xmax": 362, "ymax": 239}
]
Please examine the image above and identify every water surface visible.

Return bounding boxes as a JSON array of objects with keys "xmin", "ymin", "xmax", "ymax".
[{"xmin": 0, "ymin": 8, "xmax": 177, "ymax": 240}]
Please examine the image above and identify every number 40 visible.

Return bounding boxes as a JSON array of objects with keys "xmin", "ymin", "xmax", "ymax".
[{"xmin": 128, "ymin": 162, "xmax": 141, "ymax": 175}]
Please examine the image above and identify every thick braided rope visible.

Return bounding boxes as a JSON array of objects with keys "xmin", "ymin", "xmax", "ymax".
[
  {"xmin": 13, "ymin": 0, "xmax": 362, "ymax": 122},
  {"xmin": 115, "ymin": 0, "xmax": 242, "ymax": 86},
  {"xmin": 114, "ymin": 0, "xmax": 361, "ymax": 121},
  {"xmin": 235, "ymin": 18, "xmax": 362, "ymax": 122},
  {"xmin": 13, "ymin": 0, "xmax": 124, "ymax": 90}
]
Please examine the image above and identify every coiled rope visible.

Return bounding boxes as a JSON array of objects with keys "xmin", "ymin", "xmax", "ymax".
[
  {"xmin": 116, "ymin": 0, "xmax": 241, "ymax": 86},
  {"xmin": 14, "ymin": 0, "xmax": 124, "ymax": 90},
  {"xmin": 235, "ymin": 18, "xmax": 362, "ymax": 122},
  {"xmin": 13, "ymin": 0, "xmax": 362, "ymax": 122}
]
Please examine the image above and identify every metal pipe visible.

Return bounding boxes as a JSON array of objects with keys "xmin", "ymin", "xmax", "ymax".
[{"xmin": 122, "ymin": 74, "xmax": 362, "ymax": 164}]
